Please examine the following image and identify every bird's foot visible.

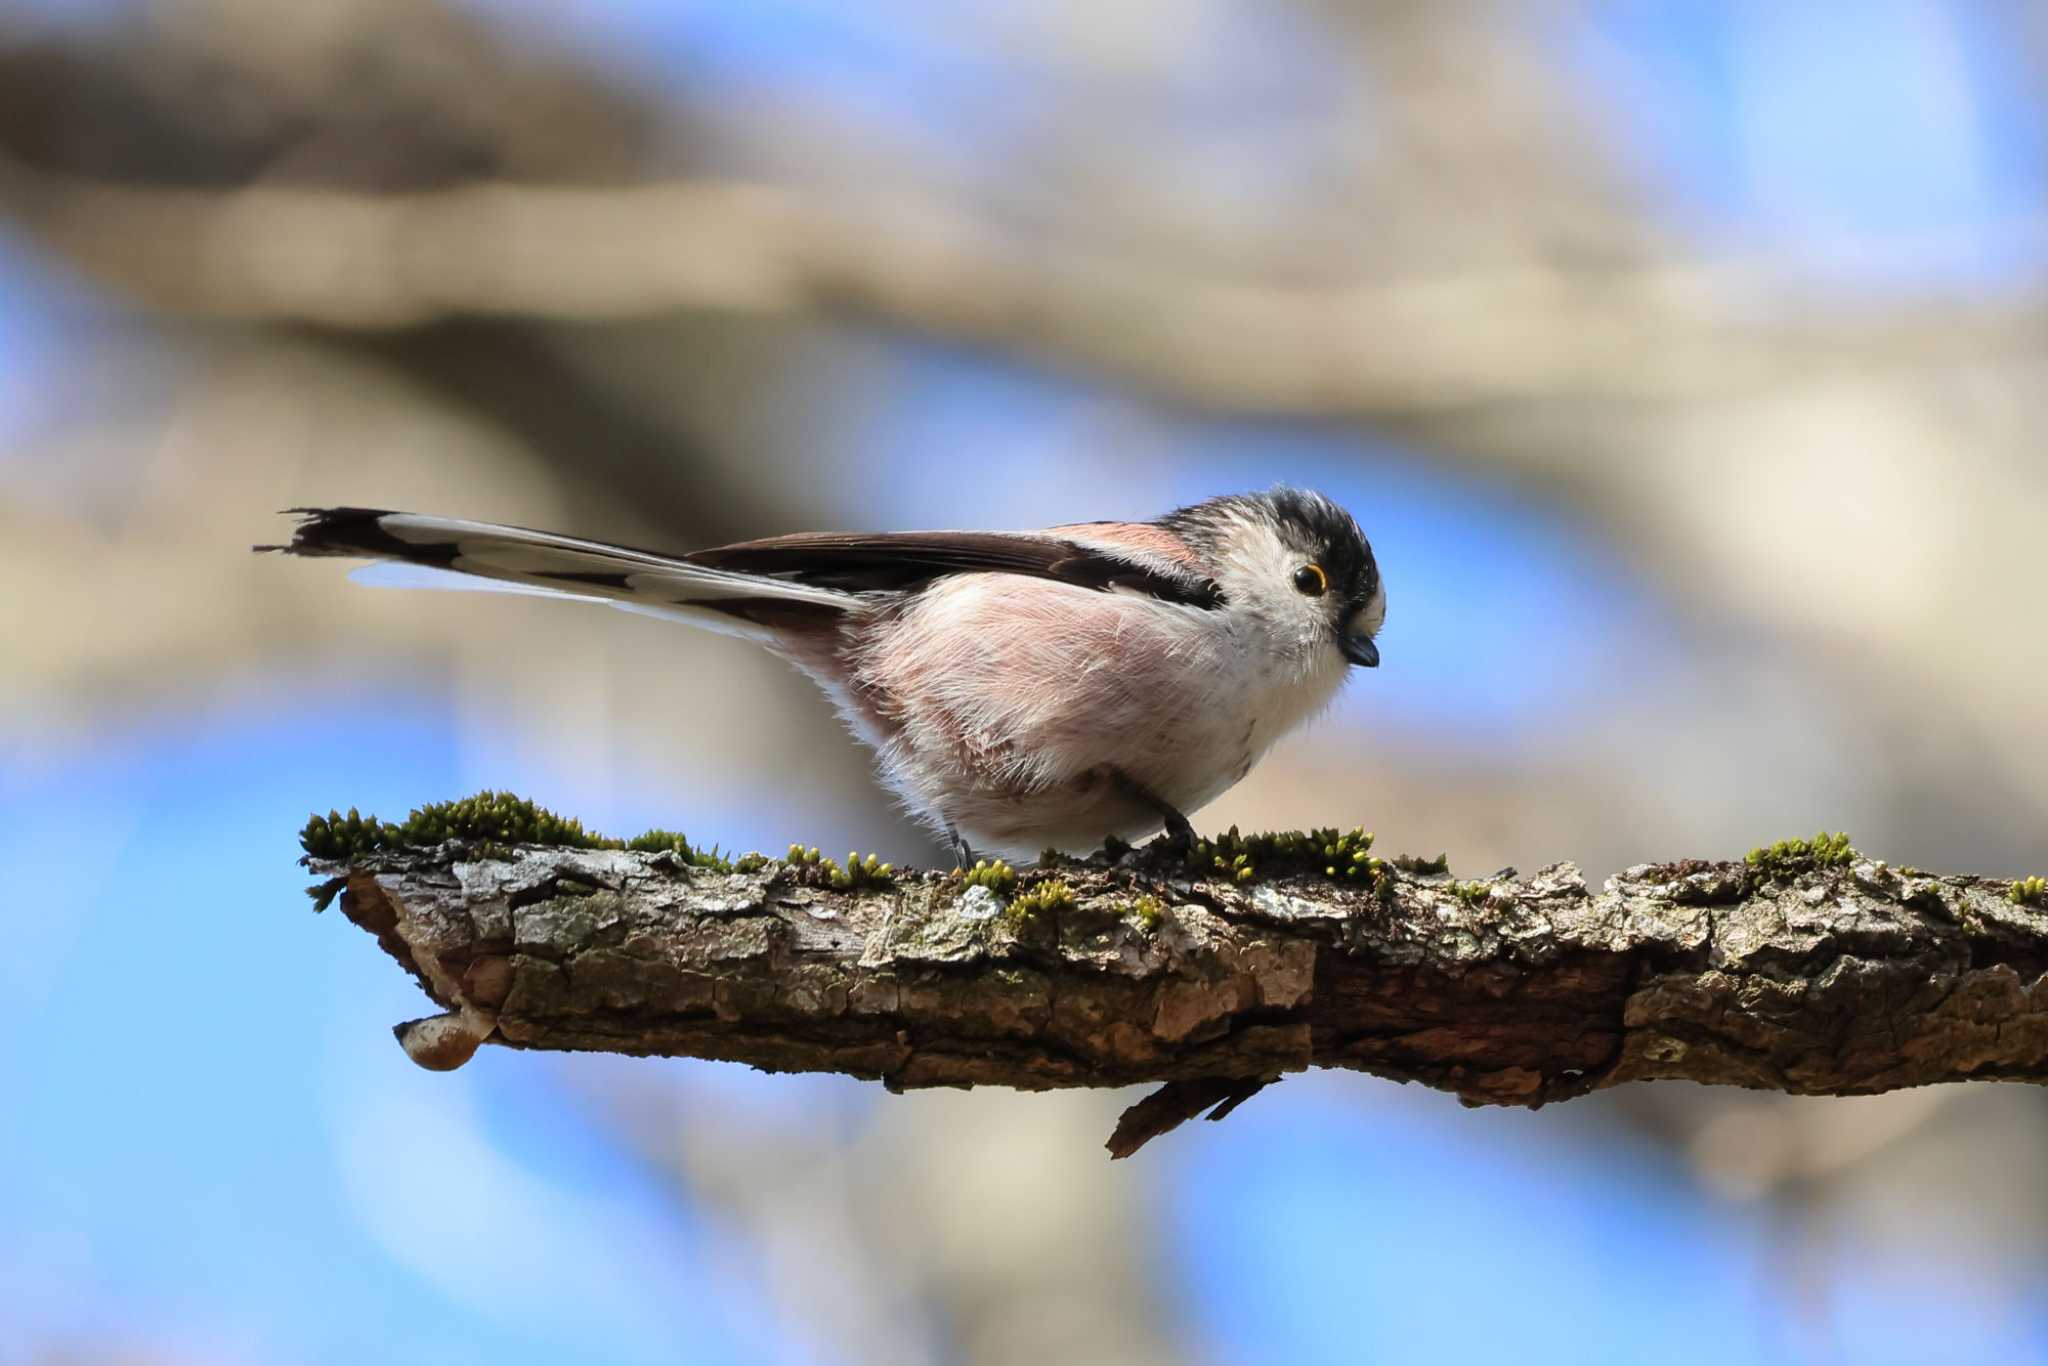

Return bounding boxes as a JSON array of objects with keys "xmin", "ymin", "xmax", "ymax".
[
  {"xmin": 1107, "ymin": 768, "xmax": 1195, "ymax": 858},
  {"xmin": 1152, "ymin": 809, "xmax": 1196, "ymax": 856},
  {"xmin": 946, "ymin": 826, "xmax": 977, "ymax": 870}
]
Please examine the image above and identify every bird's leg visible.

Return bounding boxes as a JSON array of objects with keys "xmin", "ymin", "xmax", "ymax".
[
  {"xmin": 946, "ymin": 825, "xmax": 977, "ymax": 869},
  {"xmin": 1108, "ymin": 769, "xmax": 1196, "ymax": 853}
]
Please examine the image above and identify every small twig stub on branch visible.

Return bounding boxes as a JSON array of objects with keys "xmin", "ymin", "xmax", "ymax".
[{"xmin": 299, "ymin": 798, "xmax": 2048, "ymax": 1156}]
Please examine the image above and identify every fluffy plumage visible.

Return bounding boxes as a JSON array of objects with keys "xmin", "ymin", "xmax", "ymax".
[{"xmin": 262, "ymin": 489, "xmax": 1384, "ymax": 858}]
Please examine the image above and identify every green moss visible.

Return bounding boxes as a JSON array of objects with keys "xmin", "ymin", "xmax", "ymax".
[
  {"xmin": 960, "ymin": 859, "xmax": 1018, "ymax": 894},
  {"xmin": 1005, "ymin": 877, "xmax": 1075, "ymax": 927},
  {"xmin": 1745, "ymin": 831, "xmax": 1856, "ymax": 879},
  {"xmin": 300, "ymin": 806, "xmax": 394, "ymax": 861},
  {"xmin": 1184, "ymin": 825, "xmax": 1380, "ymax": 887},
  {"xmin": 1128, "ymin": 894, "xmax": 1167, "ymax": 931},
  {"xmin": 1209, "ymin": 850, "xmax": 1258, "ymax": 885},
  {"xmin": 300, "ymin": 791, "xmax": 615, "ymax": 860},
  {"xmin": 781, "ymin": 844, "xmax": 891, "ymax": 888},
  {"xmin": 395, "ymin": 791, "xmax": 610, "ymax": 848},
  {"xmin": 2012, "ymin": 876, "xmax": 2048, "ymax": 907},
  {"xmin": 1392, "ymin": 852, "xmax": 1450, "ymax": 876},
  {"xmin": 302, "ymin": 790, "xmax": 752, "ymax": 873},
  {"xmin": 1449, "ymin": 880, "xmax": 1493, "ymax": 907},
  {"xmin": 826, "ymin": 851, "xmax": 895, "ymax": 891},
  {"xmin": 626, "ymin": 828, "xmax": 755, "ymax": 873}
]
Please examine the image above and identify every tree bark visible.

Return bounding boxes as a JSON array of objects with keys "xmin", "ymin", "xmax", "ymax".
[{"xmin": 314, "ymin": 844, "xmax": 2048, "ymax": 1155}]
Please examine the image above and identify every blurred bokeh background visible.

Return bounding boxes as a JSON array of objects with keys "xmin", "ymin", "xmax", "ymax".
[{"xmin": 4, "ymin": 1, "xmax": 2047, "ymax": 1361}]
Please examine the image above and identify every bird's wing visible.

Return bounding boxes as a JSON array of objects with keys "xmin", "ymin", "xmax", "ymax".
[{"xmin": 688, "ymin": 528, "xmax": 1223, "ymax": 608}]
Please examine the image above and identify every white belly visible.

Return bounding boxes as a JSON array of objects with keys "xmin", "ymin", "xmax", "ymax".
[{"xmin": 838, "ymin": 577, "xmax": 1350, "ymax": 857}]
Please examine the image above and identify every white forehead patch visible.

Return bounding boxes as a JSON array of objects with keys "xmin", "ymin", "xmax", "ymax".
[{"xmin": 1358, "ymin": 584, "xmax": 1388, "ymax": 635}]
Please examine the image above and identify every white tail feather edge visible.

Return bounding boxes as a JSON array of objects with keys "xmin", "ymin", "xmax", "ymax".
[{"xmin": 337, "ymin": 513, "xmax": 855, "ymax": 642}]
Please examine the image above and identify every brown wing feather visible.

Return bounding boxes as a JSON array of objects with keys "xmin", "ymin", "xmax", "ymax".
[{"xmin": 687, "ymin": 530, "xmax": 1223, "ymax": 608}]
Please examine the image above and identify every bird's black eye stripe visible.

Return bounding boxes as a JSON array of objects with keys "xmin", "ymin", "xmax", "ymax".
[{"xmin": 1293, "ymin": 563, "xmax": 1328, "ymax": 596}]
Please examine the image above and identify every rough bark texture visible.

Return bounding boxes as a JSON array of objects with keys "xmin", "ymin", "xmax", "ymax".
[{"xmin": 313, "ymin": 844, "xmax": 2048, "ymax": 1154}]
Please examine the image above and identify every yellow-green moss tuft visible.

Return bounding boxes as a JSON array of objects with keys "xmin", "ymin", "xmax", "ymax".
[
  {"xmin": 300, "ymin": 791, "xmax": 615, "ymax": 860},
  {"xmin": 1450, "ymin": 880, "xmax": 1493, "ymax": 907},
  {"xmin": 300, "ymin": 806, "xmax": 394, "ymax": 861},
  {"xmin": 1183, "ymin": 825, "xmax": 1378, "ymax": 886},
  {"xmin": 1005, "ymin": 877, "xmax": 1075, "ymax": 926},
  {"xmin": 781, "ymin": 843, "xmax": 894, "ymax": 888},
  {"xmin": 2011, "ymin": 876, "xmax": 2048, "ymax": 907},
  {"xmin": 302, "ymin": 791, "xmax": 757, "ymax": 873},
  {"xmin": 1745, "ymin": 831, "xmax": 1856, "ymax": 878},
  {"xmin": 625, "ymin": 828, "xmax": 751, "ymax": 872},
  {"xmin": 826, "ymin": 851, "xmax": 895, "ymax": 891},
  {"xmin": 961, "ymin": 859, "xmax": 1018, "ymax": 893}
]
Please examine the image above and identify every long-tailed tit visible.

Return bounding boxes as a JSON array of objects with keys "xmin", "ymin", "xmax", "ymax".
[{"xmin": 263, "ymin": 488, "xmax": 1384, "ymax": 861}]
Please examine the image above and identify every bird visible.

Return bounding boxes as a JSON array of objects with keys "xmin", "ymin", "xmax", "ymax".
[{"xmin": 261, "ymin": 487, "xmax": 1384, "ymax": 862}]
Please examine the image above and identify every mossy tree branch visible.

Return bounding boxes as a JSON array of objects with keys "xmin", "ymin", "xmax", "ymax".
[{"xmin": 304, "ymin": 808, "xmax": 2048, "ymax": 1157}]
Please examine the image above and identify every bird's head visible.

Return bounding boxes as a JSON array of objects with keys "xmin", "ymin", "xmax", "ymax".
[{"xmin": 1159, "ymin": 487, "xmax": 1384, "ymax": 670}]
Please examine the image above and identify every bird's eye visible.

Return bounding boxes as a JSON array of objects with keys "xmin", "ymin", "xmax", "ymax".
[{"xmin": 1292, "ymin": 563, "xmax": 1328, "ymax": 596}]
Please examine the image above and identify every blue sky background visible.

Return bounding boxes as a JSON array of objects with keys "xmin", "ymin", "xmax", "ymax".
[{"xmin": 3, "ymin": 1, "xmax": 2045, "ymax": 1362}]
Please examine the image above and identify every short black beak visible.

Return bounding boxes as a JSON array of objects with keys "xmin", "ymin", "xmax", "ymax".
[{"xmin": 1341, "ymin": 632, "xmax": 1380, "ymax": 668}]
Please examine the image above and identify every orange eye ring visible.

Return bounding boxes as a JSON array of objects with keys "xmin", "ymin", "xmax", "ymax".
[{"xmin": 1292, "ymin": 563, "xmax": 1328, "ymax": 596}]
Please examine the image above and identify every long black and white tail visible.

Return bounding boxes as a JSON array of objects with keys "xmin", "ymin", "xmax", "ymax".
[{"xmin": 259, "ymin": 507, "xmax": 854, "ymax": 639}]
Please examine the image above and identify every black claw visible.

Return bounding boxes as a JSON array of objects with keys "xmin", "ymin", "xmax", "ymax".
[
  {"xmin": 1158, "ymin": 811, "xmax": 1196, "ymax": 853},
  {"xmin": 1106, "ymin": 767, "xmax": 1195, "ymax": 855}
]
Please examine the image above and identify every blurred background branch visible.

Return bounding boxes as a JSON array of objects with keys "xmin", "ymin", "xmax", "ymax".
[{"xmin": 13, "ymin": 158, "xmax": 2046, "ymax": 411}]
